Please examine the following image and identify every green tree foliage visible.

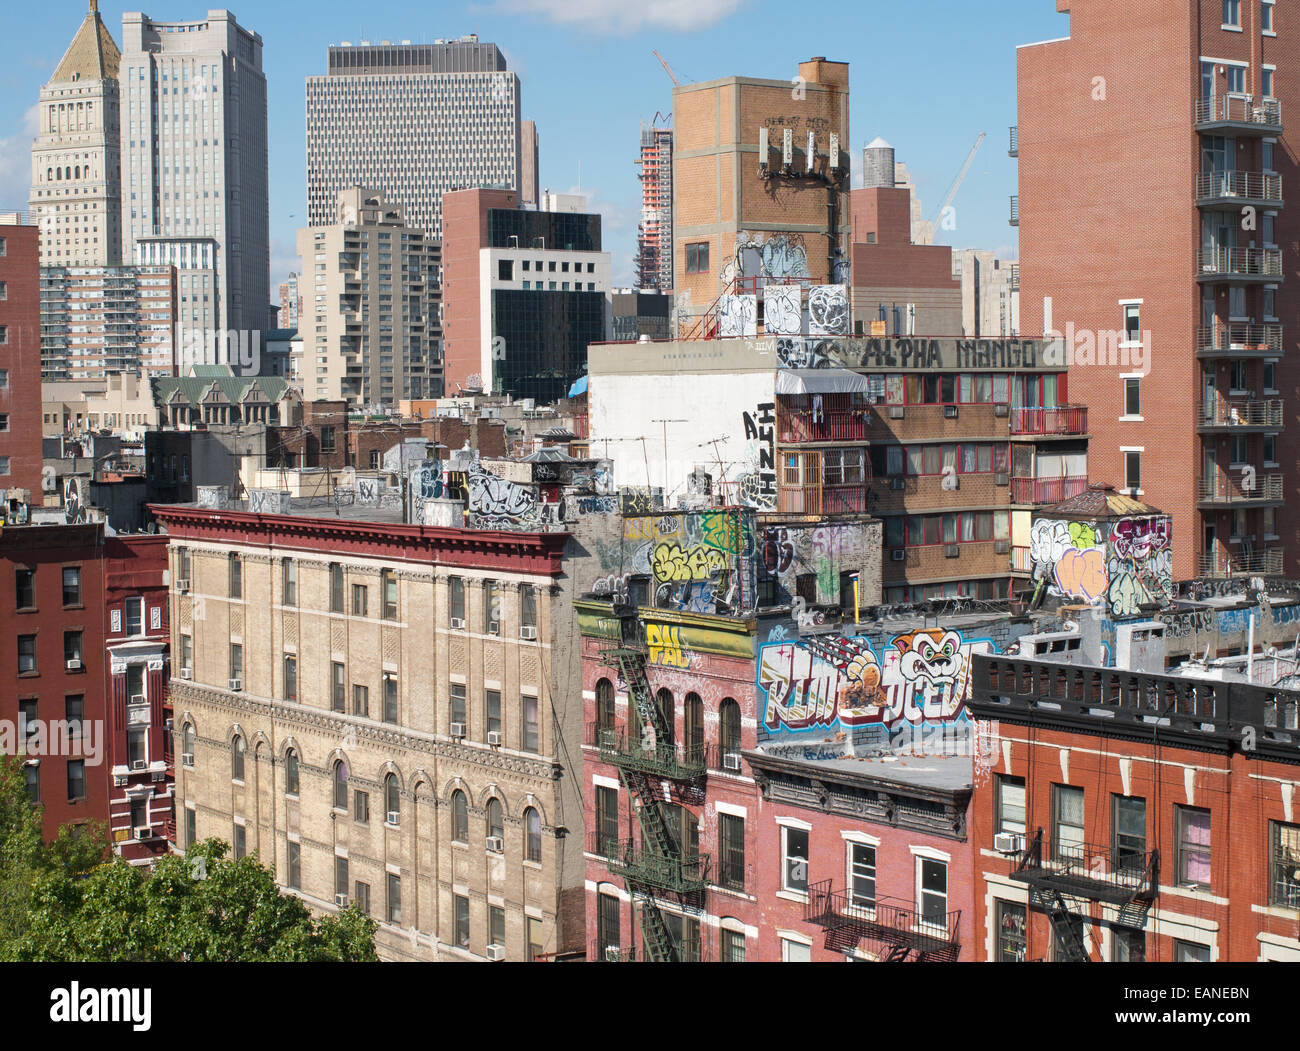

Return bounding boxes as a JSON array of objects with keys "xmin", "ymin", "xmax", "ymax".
[{"xmin": 0, "ymin": 756, "xmax": 376, "ymax": 962}]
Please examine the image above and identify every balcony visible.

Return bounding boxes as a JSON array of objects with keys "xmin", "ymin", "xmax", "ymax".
[
  {"xmin": 1195, "ymin": 93, "xmax": 1282, "ymax": 134},
  {"xmin": 1008, "ymin": 125, "xmax": 1019, "ymax": 158},
  {"xmin": 1195, "ymin": 170, "xmax": 1283, "ymax": 210},
  {"xmin": 1197, "ymin": 398, "xmax": 1284, "ymax": 430},
  {"xmin": 1011, "ymin": 475, "xmax": 1088, "ymax": 505},
  {"xmin": 778, "ymin": 411, "xmax": 868, "ymax": 443},
  {"xmin": 777, "ymin": 484, "xmax": 867, "ymax": 516},
  {"xmin": 1008, "ymin": 195, "xmax": 1019, "ymax": 226},
  {"xmin": 1196, "ymin": 246, "xmax": 1283, "ymax": 282},
  {"xmin": 1011, "ymin": 544, "xmax": 1033, "ymax": 573},
  {"xmin": 1009, "ymin": 405, "xmax": 1088, "ymax": 436},
  {"xmin": 1008, "ymin": 830, "xmax": 1158, "ymax": 909},
  {"xmin": 589, "ymin": 834, "xmax": 710, "ymax": 895},
  {"xmin": 1197, "ymin": 472, "xmax": 1283, "ymax": 506},
  {"xmin": 804, "ymin": 880, "xmax": 961, "ymax": 961},
  {"xmin": 1196, "ymin": 322, "xmax": 1282, "ymax": 357},
  {"xmin": 586, "ymin": 722, "xmax": 707, "ymax": 780},
  {"xmin": 1198, "ymin": 548, "xmax": 1285, "ymax": 577}
]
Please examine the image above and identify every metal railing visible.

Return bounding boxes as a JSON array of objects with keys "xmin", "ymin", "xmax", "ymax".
[
  {"xmin": 777, "ymin": 483, "xmax": 867, "ymax": 515},
  {"xmin": 1011, "ymin": 829, "xmax": 1158, "ymax": 905},
  {"xmin": 1008, "ymin": 195, "xmax": 1019, "ymax": 226},
  {"xmin": 1009, "ymin": 404, "xmax": 1088, "ymax": 435},
  {"xmin": 1010, "ymin": 475, "xmax": 1088, "ymax": 505},
  {"xmin": 1198, "ymin": 398, "xmax": 1284, "ymax": 427},
  {"xmin": 1197, "ymin": 246, "xmax": 1283, "ymax": 277},
  {"xmin": 1011, "ymin": 545, "xmax": 1033, "ymax": 573},
  {"xmin": 1008, "ymin": 125, "xmax": 1019, "ymax": 157},
  {"xmin": 778, "ymin": 411, "xmax": 868, "ymax": 443},
  {"xmin": 1197, "ymin": 548, "xmax": 1285, "ymax": 577},
  {"xmin": 1195, "ymin": 93, "xmax": 1282, "ymax": 128},
  {"xmin": 588, "ymin": 833, "xmax": 710, "ymax": 895},
  {"xmin": 1195, "ymin": 170, "xmax": 1283, "ymax": 203},
  {"xmin": 1196, "ymin": 322, "xmax": 1282, "ymax": 353},
  {"xmin": 804, "ymin": 880, "xmax": 961, "ymax": 959},
  {"xmin": 589, "ymin": 938, "xmax": 637, "ymax": 963},
  {"xmin": 1197, "ymin": 472, "xmax": 1283, "ymax": 503},
  {"xmin": 585, "ymin": 721, "xmax": 708, "ymax": 780}
]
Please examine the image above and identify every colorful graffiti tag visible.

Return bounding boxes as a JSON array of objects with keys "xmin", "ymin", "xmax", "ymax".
[
  {"xmin": 617, "ymin": 510, "xmax": 758, "ymax": 614},
  {"xmin": 1032, "ymin": 514, "xmax": 1174, "ymax": 618},
  {"xmin": 760, "ymin": 522, "xmax": 879, "ymax": 607}
]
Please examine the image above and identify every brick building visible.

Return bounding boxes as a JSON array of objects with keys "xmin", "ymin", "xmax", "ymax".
[
  {"xmin": 0, "ymin": 216, "xmax": 44, "ymax": 503},
  {"xmin": 1015, "ymin": 0, "xmax": 1294, "ymax": 581}
]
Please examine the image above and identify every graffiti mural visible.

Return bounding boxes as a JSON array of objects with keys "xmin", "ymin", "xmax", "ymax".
[
  {"xmin": 718, "ymin": 295, "xmax": 758, "ymax": 337},
  {"xmin": 759, "ymin": 522, "xmax": 879, "ymax": 608},
  {"xmin": 615, "ymin": 509, "xmax": 758, "ymax": 615},
  {"xmin": 721, "ymin": 231, "xmax": 812, "ymax": 291},
  {"xmin": 247, "ymin": 488, "xmax": 291, "ymax": 515},
  {"xmin": 651, "ymin": 541, "xmax": 728, "ymax": 583},
  {"xmin": 468, "ymin": 465, "xmax": 536, "ymax": 527},
  {"xmin": 807, "ymin": 285, "xmax": 849, "ymax": 335},
  {"xmin": 757, "ymin": 628, "xmax": 997, "ymax": 753},
  {"xmin": 775, "ymin": 337, "xmax": 832, "ymax": 369},
  {"xmin": 763, "ymin": 284, "xmax": 803, "ymax": 335},
  {"xmin": 741, "ymin": 402, "xmax": 777, "ymax": 510},
  {"xmin": 1033, "ymin": 513, "xmax": 1175, "ymax": 618},
  {"xmin": 646, "ymin": 624, "xmax": 691, "ymax": 668}
]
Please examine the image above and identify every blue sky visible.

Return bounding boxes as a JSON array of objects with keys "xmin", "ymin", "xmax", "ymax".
[{"xmin": 0, "ymin": 0, "xmax": 1069, "ymax": 293}]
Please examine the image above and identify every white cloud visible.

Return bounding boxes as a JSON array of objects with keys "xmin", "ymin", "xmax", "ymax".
[
  {"xmin": 269, "ymin": 238, "xmax": 301, "ymax": 293},
  {"xmin": 0, "ymin": 105, "xmax": 39, "ymax": 211},
  {"xmin": 486, "ymin": 0, "xmax": 746, "ymax": 34}
]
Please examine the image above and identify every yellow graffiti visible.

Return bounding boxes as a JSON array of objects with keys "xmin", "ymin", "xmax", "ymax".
[
  {"xmin": 651, "ymin": 541, "xmax": 728, "ymax": 583},
  {"xmin": 646, "ymin": 624, "xmax": 691, "ymax": 668}
]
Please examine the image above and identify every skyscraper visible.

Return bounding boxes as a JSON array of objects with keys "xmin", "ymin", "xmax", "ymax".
[
  {"xmin": 119, "ymin": 10, "xmax": 269, "ymax": 342},
  {"xmin": 30, "ymin": 1, "xmax": 123, "ymax": 268},
  {"xmin": 306, "ymin": 36, "xmax": 522, "ymax": 240},
  {"xmin": 634, "ymin": 122, "xmax": 673, "ymax": 293}
]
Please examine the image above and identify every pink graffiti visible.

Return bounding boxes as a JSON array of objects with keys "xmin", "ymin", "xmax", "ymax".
[{"xmin": 1112, "ymin": 516, "xmax": 1171, "ymax": 562}]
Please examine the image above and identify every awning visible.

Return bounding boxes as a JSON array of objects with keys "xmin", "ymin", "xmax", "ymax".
[
  {"xmin": 568, "ymin": 375, "xmax": 589, "ymax": 398},
  {"xmin": 775, "ymin": 368, "xmax": 867, "ymax": 395}
]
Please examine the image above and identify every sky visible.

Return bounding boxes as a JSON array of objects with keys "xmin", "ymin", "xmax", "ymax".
[{"xmin": 0, "ymin": 0, "xmax": 1070, "ymax": 295}]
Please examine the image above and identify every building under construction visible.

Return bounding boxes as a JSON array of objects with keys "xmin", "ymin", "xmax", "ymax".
[{"xmin": 635, "ymin": 122, "xmax": 673, "ymax": 292}]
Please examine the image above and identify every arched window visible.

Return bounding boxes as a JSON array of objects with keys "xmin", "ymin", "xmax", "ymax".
[
  {"xmin": 182, "ymin": 724, "xmax": 195, "ymax": 764},
  {"xmin": 525, "ymin": 807, "xmax": 542, "ymax": 862},
  {"xmin": 230, "ymin": 734, "xmax": 245, "ymax": 780},
  {"xmin": 73, "ymin": 165, "xmax": 80, "ymax": 180},
  {"xmin": 46, "ymin": 168, "xmax": 52, "ymax": 182},
  {"xmin": 55, "ymin": 167, "xmax": 61, "ymax": 181},
  {"xmin": 332, "ymin": 759, "xmax": 347, "ymax": 810},
  {"xmin": 684, "ymin": 692, "xmax": 704, "ymax": 760},
  {"xmin": 285, "ymin": 749, "xmax": 299, "ymax": 795},
  {"xmin": 595, "ymin": 678, "xmax": 615, "ymax": 732},
  {"xmin": 655, "ymin": 688, "xmax": 675, "ymax": 746},
  {"xmin": 720, "ymin": 698, "xmax": 742, "ymax": 758},
  {"xmin": 451, "ymin": 790, "xmax": 468, "ymax": 841},
  {"xmin": 487, "ymin": 798, "xmax": 504, "ymax": 840},
  {"xmin": 385, "ymin": 773, "xmax": 400, "ymax": 823}
]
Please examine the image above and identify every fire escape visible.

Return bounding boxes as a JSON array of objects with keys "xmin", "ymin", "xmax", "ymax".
[
  {"xmin": 804, "ymin": 882, "xmax": 962, "ymax": 961},
  {"xmin": 596, "ymin": 608, "xmax": 710, "ymax": 962},
  {"xmin": 1008, "ymin": 829, "xmax": 1158, "ymax": 961}
]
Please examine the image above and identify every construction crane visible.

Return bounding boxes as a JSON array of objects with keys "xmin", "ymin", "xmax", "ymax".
[
  {"xmin": 928, "ymin": 132, "xmax": 985, "ymax": 239},
  {"xmin": 652, "ymin": 49, "xmax": 684, "ymax": 87}
]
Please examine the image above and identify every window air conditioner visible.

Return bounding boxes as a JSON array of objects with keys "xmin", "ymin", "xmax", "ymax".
[
  {"xmin": 66, "ymin": 659, "xmax": 82, "ymax": 670},
  {"xmin": 335, "ymin": 894, "xmax": 349, "ymax": 907},
  {"xmin": 449, "ymin": 617, "xmax": 465, "ymax": 629},
  {"xmin": 723, "ymin": 753, "xmax": 742, "ymax": 772},
  {"xmin": 450, "ymin": 722, "xmax": 466, "ymax": 739},
  {"xmin": 944, "ymin": 404, "xmax": 958, "ymax": 419},
  {"xmin": 387, "ymin": 811, "xmax": 400, "ymax": 825},
  {"xmin": 994, "ymin": 832, "xmax": 1025, "ymax": 855},
  {"xmin": 945, "ymin": 544, "xmax": 961, "ymax": 558},
  {"xmin": 177, "ymin": 579, "xmax": 190, "ymax": 593},
  {"xmin": 487, "ymin": 731, "xmax": 501, "ymax": 746},
  {"xmin": 180, "ymin": 668, "xmax": 193, "ymax": 679},
  {"xmin": 889, "ymin": 477, "xmax": 906, "ymax": 491},
  {"xmin": 182, "ymin": 753, "xmax": 194, "ymax": 767},
  {"xmin": 486, "ymin": 836, "xmax": 505, "ymax": 853},
  {"xmin": 131, "ymin": 759, "xmax": 147, "ymax": 771},
  {"xmin": 228, "ymin": 678, "xmax": 242, "ymax": 692},
  {"xmin": 135, "ymin": 826, "xmax": 152, "ymax": 840},
  {"xmin": 520, "ymin": 625, "xmax": 537, "ymax": 640},
  {"xmin": 486, "ymin": 944, "xmax": 506, "ymax": 962}
]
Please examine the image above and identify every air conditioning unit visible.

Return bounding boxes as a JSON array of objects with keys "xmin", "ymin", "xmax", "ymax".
[
  {"xmin": 387, "ymin": 811, "xmax": 400, "ymax": 825},
  {"xmin": 450, "ymin": 722, "xmax": 466, "ymax": 739},
  {"xmin": 129, "ymin": 694, "xmax": 145, "ymax": 707},
  {"xmin": 888, "ymin": 406, "xmax": 905, "ymax": 419},
  {"xmin": 179, "ymin": 668, "xmax": 193, "ymax": 679},
  {"xmin": 604, "ymin": 945, "xmax": 623, "ymax": 962},
  {"xmin": 228, "ymin": 678, "xmax": 242, "ymax": 692},
  {"xmin": 450, "ymin": 617, "xmax": 465, "ymax": 629},
  {"xmin": 335, "ymin": 893, "xmax": 349, "ymax": 907},
  {"xmin": 486, "ymin": 944, "xmax": 506, "ymax": 962},
  {"xmin": 995, "ymin": 539, "xmax": 1011, "ymax": 555},
  {"xmin": 994, "ymin": 404, "xmax": 1010, "ymax": 417},
  {"xmin": 889, "ymin": 477, "xmax": 906, "ymax": 491},
  {"xmin": 994, "ymin": 832, "xmax": 1025, "ymax": 855},
  {"xmin": 520, "ymin": 625, "xmax": 537, "ymax": 640},
  {"xmin": 890, "ymin": 549, "xmax": 906, "ymax": 562},
  {"xmin": 135, "ymin": 826, "xmax": 152, "ymax": 840},
  {"xmin": 182, "ymin": 752, "xmax": 194, "ymax": 767},
  {"xmin": 944, "ymin": 404, "xmax": 959, "ymax": 419},
  {"xmin": 486, "ymin": 836, "xmax": 504, "ymax": 853},
  {"xmin": 723, "ymin": 752, "xmax": 742, "ymax": 771},
  {"xmin": 994, "ymin": 473, "xmax": 1009, "ymax": 486},
  {"xmin": 944, "ymin": 544, "xmax": 961, "ymax": 558},
  {"xmin": 66, "ymin": 659, "xmax": 82, "ymax": 671},
  {"xmin": 131, "ymin": 759, "xmax": 147, "ymax": 771},
  {"xmin": 487, "ymin": 731, "xmax": 502, "ymax": 746},
  {"xmin": 177, "ymin": 579, "xmax": 190, "ymax": 593},
  {"xmin": 488, "ymin": 621, "xmax": 500, "ymax": 635}
]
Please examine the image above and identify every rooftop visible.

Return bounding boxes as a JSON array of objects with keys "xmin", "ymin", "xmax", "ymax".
[
  {"xmin": 51, "ymin": 1, "xmax": 121, "ymax": 83},
  {"xmin": 747, "ymin": 748, "xmax": 972, "ymax": 793}
]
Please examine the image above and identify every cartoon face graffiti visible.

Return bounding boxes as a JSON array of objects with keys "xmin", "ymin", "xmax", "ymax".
[{"xmin": 897, "ymin": 629, "xmax": 964, "ymax": 686}]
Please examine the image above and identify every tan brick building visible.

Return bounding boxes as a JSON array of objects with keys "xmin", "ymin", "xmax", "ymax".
[{"xmin": 152, "ymin": 501, "xmax": 584, "ymax": 961}]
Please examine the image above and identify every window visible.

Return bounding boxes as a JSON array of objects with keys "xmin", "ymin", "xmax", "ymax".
[
  {"xmin": 720, "ymin": 927, "xmax": 746, "ymax": 962},
  {"xmin": 285, "ymin": 749, "xmax": 299, "ymax": 795},
  {"xmin": 996, "ymin": 775, "xmax": 1026, "ymax": 835},
  {"xmin": 227, "ymin": 553, "xmax": 241, "ymax": 598},
  {"xmin": 782, "ymin": 938, "xmax": 811, "ymax": 962},
  {"xmin": 849, "ymin": 842, "xmax": 877, "ymax": 907},
  {"xmin": 1263, "ymin": 0, "xmax": 1275, "ymax": 33},
  {"xmin": 454, "ymin": 894, "xmax": 470, "ymax": 948},
  {"xmin": 520, "ymin": 585, "xmax": 537, "ymax": 636},
  {"xmin": 487, "ymin": 798, "xmax": 504, "ymax": 841},
  {"xmin": 331, "ymin": 662, "xmax": 346, "ymax": 712},
  {"xmin": 283, "ymin": 654, "xmax": 298, "ymax": 701},
  {"xmin": 177, "ymin": 547, "xmax": 191, "ymax": 583},
  {"xmin": 498, "ymin": 259, "xmax": 513, "ymax": 281},
  {"xmin": 66, "ymin": 696, "xmax": 83, "ymax": 740},
  {"xmin": 320, "ymin": 426, "xmax": 336, "ymax": 454},
  {"xmin": 64, "ymin": 631, "xmax": 83, "ymax": 666},
  {"xmin": 720, "ymin": 698, "xmax": 742, "ymax": 759},
  {"xmin": 335, "ymin": 856, "xmax": 349, "ymax": 903},
  {"xmin": 1112, "ymin": 795, "xmax": 1146, "ymax": 871},
  {"xmin": 1270, "ymin": 821, "xmax": 1300, "ymax": 908},
  {"xmin": 783, "ymin": 826, "xmax": 809, "ymax": 893},
  {"xmin": 1123, "ymin": 377, "xmax": 1140, "ymax": 417},
  {"xmin": 655, "ymin": 688, "xmax": 675, "ymax": 747},
  {"xmin": 1124, "ymin": 451, "xmax": 1141, "ymax": 493},
  {"xmin": 352, "ymin": 684, "xmax": 369, "ymax": 718},
  {"xmin": 488, "ymin": 905, "xmax": 505, "ymax": 951},
  {"xmin": 231, "ymin": 735, "xmax": 245, "ymax": 780},
  {"xmin": 66, "ymin": 759, "xmax": 86, "ymax": 802},
  {"xmin": 528, "ymin": 918, "xmax": 543, "ymax": 961},
  {"xmin": 1113, "ymin": 928, "xmax": 1146, "ymax": 962},
  {"xmin": 282, "ymin": 558, "xmax": 296, "ymax": 605},
  {"xmin": 595, "ymin": 679, "xmax": 615, "ymax": 735},
  {"xmin": 287, "ymin": 841, "xmax": 301, "ymax": 889},
  {"xmin": 917, "ymin": 857, "xmax": 948, "ymax": 928},
  {"xmin": 1175, "ymin": 806, "xmax": 1211, "ymax": 887},
  {"xmin": 229, "ymin": 643, "xmax": 243, "ymax": 683},
  {"xmin": 597, "ymin": 891, "xmax": 620, "ymax": 955},
  {"xmin": 1174, "ymin": 939, "xmax": 1211, "ymax": 962},
  {"xmin": 449, "ymin": 576, "xmax": 465, "ymax": 623},
  {"xmin": 15, "ymin": 567, "xmax": 34, "ymax": 610},
  {"xmin": 595, "ymin": 785, "xmax": 619, "ymax": 855},
  {"xmin": 329, "ymin": 563, "xmax": 344, "ymax": 612},
  {"xmin": 718, "ymin": 813, "xmax": 745, "ymax": 890},
  {"xmin": 351, "ymin": 583, "xmax": 367, "ymax": 617},
  {"xmin": 233, "ymin": 823, "xmax": 246, "ymax": 859},
  {"xmin": 525, "ymin": 807, "xmax": 542, "ymax": 862},
  {"xmin": 484, "ymin": 579, "xmax": 500, "ymax": 634},
  {"xmin": 1052, "ymin": 784, "xmax": 1085, "ymax": 861},
  {"xmin": 381, "ymin": 773, "xmax": 400, "ymax": 823},
  {"xmin": 382, "ymin": 569, "xmax": 397, "ymax": 619},
  {"xmin": 354, "ymin": 788, "xmax": 370, "ymax": 824},
  {"xmin": 17, "ymin": 635, "xmax": 35, "ymax": 674},
  {"xmin": 62, "ymin": 566, "xmax": 81, "ymax": 606},
  {"xmin": 995, "ymin": 900, "xmax": 1027, "ymax": 962},
  {"xmin": 1222, "ymin": 0, "xmax": 1240, "ymax": 27},
  {"xmin": 387, "ymin": 873, "xmax": 402, "ymax": 924},
  {"xmin": 332, "ymin": 760, "xmax": 348, "ymax": 810},
  {"xmin": 353, "ymin": 881, "xmax": 370, "ymax": 915},
  {"xmin": 452, "ymin": 790, "xmax": 469, "ymax": 841},
  {"xmin": 1122, "ymin": 303, "xmax": 1140, "ymax": 343},
  {"xmin": 182, "ymin": 724, "xmax": 195, "ymax": 765},
  {"xmin": 124, "ymin": 597, "xmax": 143, "ymax": 636},
  {"xmin": 383, "ymin": 675, "xmax": 398, "ymax": 724},
  {"xmin": 684, "ymin": 692, "xmax": 704, "ymax": 762},
  {"xmin": 685, "ymin": 242, "xmax": 709, "ymax": 274},
  {"xmin": 185, "ymin": 806, "xmax": 196, "ymax": 849},
  {"xmin": 522, "ymin": 695, "xmax": 539, "ymax": 753},
  {"xmin": 486, "ymin": 689, "xmax": 502, "ymax": 738}
]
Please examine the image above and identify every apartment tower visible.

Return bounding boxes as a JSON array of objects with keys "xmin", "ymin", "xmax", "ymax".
[{"xmin": 635, "ymin": 123, "xmax": 673, "ymax": 292}]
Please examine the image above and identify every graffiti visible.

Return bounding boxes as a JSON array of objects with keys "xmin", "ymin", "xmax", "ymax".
[
  {"xmin": 591, "ymin": 573, "xmax": 630, "ymax": 602},
  {"xmin": 763, "ymin": 284, "xmax": 802, "ymax": 335},
  {"xmin": 651, "ymin": 541, "xmax": 728, "ymax": 583},
  {"xmin": 357, "ymin": 478, "xmax": 382, "ymax": 503},
  {"xmin": 657, "ymin": 580, "xmax": 717, "ymax": 614},
  {"xmin": 1052, "ymin": 547, "xmax": 1107, "ymax": 603},
  {"xmin": 63, "ymin": 477, "xmax": 84, "ymax": 524},
  {"xmin": 1030, "ymin": 519, "xmax": 1071, "ymax": 574},
  {"xmin": 718, "ymin": 295, "xmax": 757, "ymax": 338},
  {"xmin": 196, "ymin": 486, "xmax": 227, "ymax": 510},
  {"xmin": 807, "ymin": 285, "xmax": 849, "ymax": 336},
  {"xmin": 742, "ymin": 402, "xmax": 777, "ymax": 510},
  {"xmin": 1159, "ymin": 608, "xmax": 1214, "ymax": 639},
  {"xmin": 1113, "ymin": 516, "xmax": 1171, "ymax": 561},
  {"xmin": 534, "ymin": 464, "xmax": 557, "ymax": 482},
  {"xmin": 619, "ymin": 487, "xmax": 660, "ymax": 516},
  {"xmin": 760, "ymin": 521, "xmax": 878, "ymax": 608},
  {"xmin": 409, "ymin": 461, "xmax": 444, "ymax": 502},
  {"xmin": 699, "ymin": 511, "xmax": 744, "ymax": 554},
  {"xmin": 1068, "ymin": 521, "xmax": 1099, "ymax": 549},
  {"xmin": 575, "ymin": 495, "xmax": 617, "ymax": 515},
  {"xmin": 767, "ymin": 623, "xmax": 791, "ymax": 642},
  {"xmin": 646, "ymin": 624, "xmax": 691, "ymax": 669},
  {"xmin": 763, "ymin": 527, "xmax": 796, "ymax": 573},
  {"xmin": 247, "ymin": 488, "xmax": 291, "ymax": 515},
  {"xmin": 468, "ymin": 465, "xmax": 536, "ymax": 525},
  {"xmin": 776, "ymin": 337, "xmax": 831, "ymax": 369}
]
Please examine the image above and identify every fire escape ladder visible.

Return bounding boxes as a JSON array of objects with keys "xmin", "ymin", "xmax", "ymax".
[
  {"xmin": 1038, "ymin": 887, "xmax": 1089, "ymax": 962},
  {"xmin": 633, "ymin": 892, "xmax": 679, "ymax": 963}
]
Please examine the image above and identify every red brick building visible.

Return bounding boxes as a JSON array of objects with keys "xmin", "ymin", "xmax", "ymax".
[
  {"xmin": 970, "ymin": 652, "xmax": 1300, "ymax": 962},
  {"xmin": 1015, "ymin": 0, "xmax": 1294, "ymax": 581},
  {"xmin": 0, "ymin": 217, "xmax": 44, "ymax": 503}
]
